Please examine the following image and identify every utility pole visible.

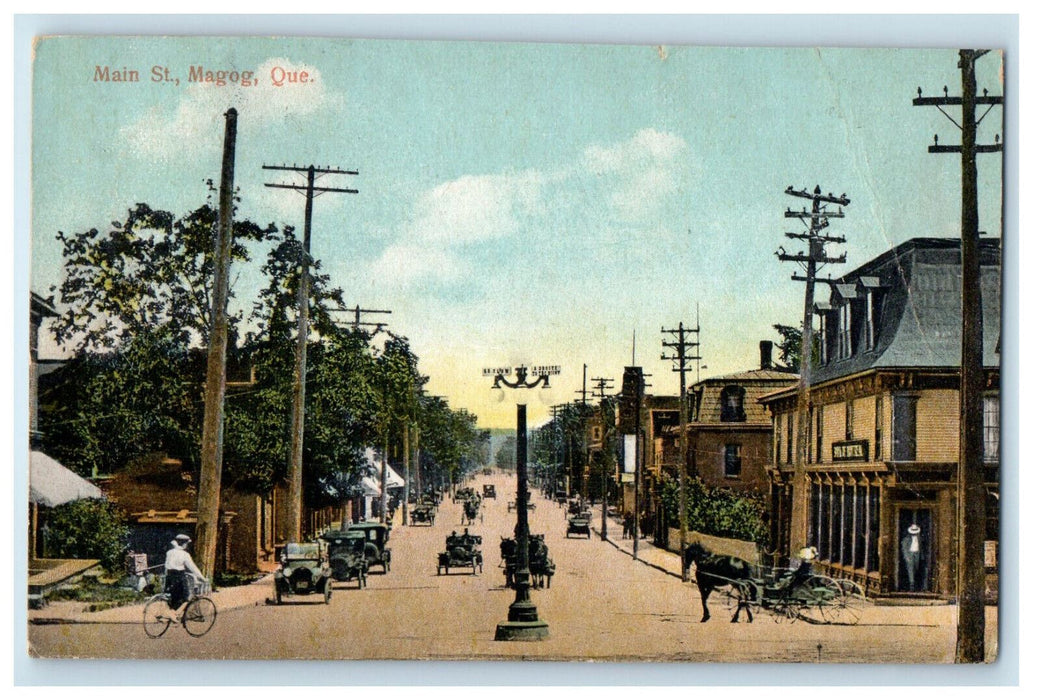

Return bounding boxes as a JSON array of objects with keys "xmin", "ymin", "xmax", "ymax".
[
  {"xmin": 195, "ymin": 108, "xmax": 238, "ymax": 578},
  {"xmin": 331, "ymin": 304, "xmax": 392, "ymax": 334},
  {"xmin": 262, "ymin": 163, "xmax": 358, "ymax": 542},
  {"xmin": 914, "ymin": 49, "xmax": 1003, "ymax": 664},
  {"xmin": 662, "ymin": 320, "xmax": 701, "ymax": 581},
  {"xmin": 591, "ymin": 376, "xmax": 615, "ymax": 541},
  {"xmin": 575, "ymin": 364, "xmax": 589, "ymax": 499},
  {"xmin": 776, "ymin": 185, "xmax": 849, "ymax": 556}
]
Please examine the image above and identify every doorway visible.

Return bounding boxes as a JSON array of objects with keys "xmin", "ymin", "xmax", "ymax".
[{"xmin": 895, "ymin": 508, "xmax": 934, "ymax": 593}]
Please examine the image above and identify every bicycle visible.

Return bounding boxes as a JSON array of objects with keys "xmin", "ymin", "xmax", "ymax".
[{"xmin": 143, "ymin": 573, "xmax": 218, "ymax": 638}]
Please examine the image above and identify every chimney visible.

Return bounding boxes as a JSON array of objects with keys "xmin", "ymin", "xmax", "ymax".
[{"xmin": 759, "ymin": 340, "xmax": 773, "ymax": 370}]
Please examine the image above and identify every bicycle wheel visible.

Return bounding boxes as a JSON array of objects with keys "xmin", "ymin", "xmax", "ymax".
[
  {"xmin": 143, "ymin": 595, "xmax": 172, "ymax": 638},
  {"xmin": 182, "ymin": 596, "xmax": 217, "ymax": 637}
]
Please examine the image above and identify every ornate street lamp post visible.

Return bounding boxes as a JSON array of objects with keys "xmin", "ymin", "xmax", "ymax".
[{"xmin": 485, "ymin": 363, "xmax": 559, "ymax": 641}]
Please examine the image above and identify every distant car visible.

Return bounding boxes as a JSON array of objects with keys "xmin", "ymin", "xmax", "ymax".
[
  {"xmin": 274, "ymin": 542, "xmax": 333, "ymax": 604},
  {"xmin": 483, "ymin": 484, "xmax": 496, "ymax": 499},
  {"xmin": 347, "ymin": 522, "xmax": 392, "ymax": 573}
]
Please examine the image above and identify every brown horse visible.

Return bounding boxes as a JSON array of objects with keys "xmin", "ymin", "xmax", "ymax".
[{"xmin": 682, "ymin": 542, "xmax": 755, "ymax": 623}]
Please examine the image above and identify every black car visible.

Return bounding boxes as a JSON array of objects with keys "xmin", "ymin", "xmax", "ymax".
[
  {"xmin": 273, "ymin": 542, "xmax": 333, "ymax": 604},
  {"xmin": 320, "ymin": 530, "xmax": 369, "ymax": 588}
]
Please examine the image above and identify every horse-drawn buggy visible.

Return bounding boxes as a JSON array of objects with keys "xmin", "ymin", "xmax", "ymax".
[
  {"xmin": 499, "ymin": 534, "xmax": 555, "ymax": 589},
  {"xmin": 683, "ymin": 543, "xmax": 867, "ymax": 625},
  {"xmin": 320, "ymin": 529, "xmax": 368, "ymax": 589},
  {"xmin": 437, "ymin": 530, "xmax": 483, "ymax": 575},
  {"xmin": 411, "ymin": 502, "xmax": 436, "ymax": 525}
]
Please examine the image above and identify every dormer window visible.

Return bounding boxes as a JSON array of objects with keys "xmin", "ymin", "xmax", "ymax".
[
  {"xmin": 839, "ymin": 303, "xmax": 852, "ymax": 359},
  {"xmin": 719, "ymin": 385, "xmax": 746, "ymax": 422},
  {"xmin": 865, "ymin": 291, "xmax": 875, "ymax": 351}
]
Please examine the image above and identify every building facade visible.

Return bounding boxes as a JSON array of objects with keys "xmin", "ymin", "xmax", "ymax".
[{"xmin": 761, "ymin": 238, "xmax": 1000, "ymax": 599}]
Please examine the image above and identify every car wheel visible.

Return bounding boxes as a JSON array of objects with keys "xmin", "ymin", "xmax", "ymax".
[
  {"xmin": 324, "ymin": 581, "xmax": 332, "ymax": 605},
  {"xmin": 275, "ymin": 585, "xmax": 282, "ymax": 606}
]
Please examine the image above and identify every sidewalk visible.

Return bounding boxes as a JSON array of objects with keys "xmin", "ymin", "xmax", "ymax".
[
  {"xmin": 28, "ymin": 574, "xmax": 275, "ymax": 626},
  {"xmin": 592, "ymin": 513, "xmax": 686, "ymax": 581}
]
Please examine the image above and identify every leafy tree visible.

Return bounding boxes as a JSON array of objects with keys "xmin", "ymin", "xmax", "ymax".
[
  {"xmin": 52, "ymin": 196, "xmax": 275, "ymax": 352},
  {"xmin": 660, "ymin": 476, "xmax": 769, "ymax": 546},
  {"xmin": 43, "ymin": 499, "xmax": 129, "ymax": 571},
  {"xmin": 38, "ymin": 327, "xmax": 202, "ymax": 476},
  {"xmin": 772, "ymin": 323, "xmax": 820, "ymax": 372}
]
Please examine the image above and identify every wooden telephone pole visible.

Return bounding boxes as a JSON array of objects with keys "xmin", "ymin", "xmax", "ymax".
[
  {"xmin": 590, "ymin": 376, "xmax": 615, "ymax": 542},
  {"xmin": 262, "ymin": 163, "xmax": 358, "ymax": 542},
  {"xmin": 662, "ymin": 320, "xmax": 700, "ymax": 580},
  {"xmin": 195, "ymin": 108, "xmax": 238, "ymax": 577},
  {"xmin": 913, "ymin": 49, "xmax": 1003, "ymax": 664},
  {"xmin": 777, "ymin": 185, "xmax": 849, "ymax": 556}
]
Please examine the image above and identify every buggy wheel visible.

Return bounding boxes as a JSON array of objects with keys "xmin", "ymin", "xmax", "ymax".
[
  {"xmin": 143, "ymin": 595, "xmax": 172, "ymax": 638},
  {"xmin": 794, "ymin": 576, "xmax": 842, "ymax": 625},
  {"xmin": 182, "ymin": 596, "xmax": 217, "ymax": 637},
  {"xmin": 822, "ymin": 580, "xmax": 866, "ymax": 625}
]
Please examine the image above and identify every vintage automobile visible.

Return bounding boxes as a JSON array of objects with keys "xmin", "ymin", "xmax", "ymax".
[
  {"xmin": 507, "ymin": 500, "xmax": 536, "ymax": 512},
  {"xmin": 438, "ymin": 531, "xmax": 483, "ymax": 575},
  {"xmin": 453, "ymin": 486, "xmax": 476, "ymax": 504},
  {"xmin": 273, "ymin": 542, "xmax": 333, "ymax": 604},
  {"xmin": 320, "ymin": 529, "xmax": 368, "ymax": 588},
  {"xmin": 347, "ymin": 522, "xmax": 392, "ymax": 573},
  {"xmin": 411, "ymin": 503, "xmax": 436, "ymax": 526},
  {"xmin": 482, "ymin": 484, "xmax": 496, "ymax": 499},
  {"xmin": 566, "ymin": 514, "xmax": 592, "ymax": 539}
]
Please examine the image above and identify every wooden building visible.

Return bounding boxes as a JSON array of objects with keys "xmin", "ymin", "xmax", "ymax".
[{"xmin": 761, "ymin": 238, "xmax": 1000, "ymax": 599}]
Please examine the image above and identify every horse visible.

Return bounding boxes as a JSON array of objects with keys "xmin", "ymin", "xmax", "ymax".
[
  {"xmin": 462, "ymin": 498, "xmax": 481, "ymax": 525},
  {"xmin": 682, "ymin": 542, "xmax": 755, "ymax": 623}
]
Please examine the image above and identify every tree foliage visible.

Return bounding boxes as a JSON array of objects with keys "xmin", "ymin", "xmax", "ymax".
[
  {"xmin": 43, "ymin": 499, "xmax": 129, "ymax": 571},
  {"xmin": 52, "ymin": 197, "xmax": 275, "ymax": 352},
  {"xmin": 772, "ymin": 323, "xmax": 819, "ymax": 372},
  {"xmin": 660, "ymin": 476, "xmax": 769, "ymax": 546}
]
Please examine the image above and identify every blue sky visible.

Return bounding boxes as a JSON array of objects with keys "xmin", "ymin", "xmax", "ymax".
[{"xmin": 30, "ymin": 38, "xmax": 1005, "ymax": 428}]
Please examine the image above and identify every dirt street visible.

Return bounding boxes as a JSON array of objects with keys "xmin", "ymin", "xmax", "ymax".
[{"xmin": 28, "ymin": 472, "xmax": 998, "ymax": 662}]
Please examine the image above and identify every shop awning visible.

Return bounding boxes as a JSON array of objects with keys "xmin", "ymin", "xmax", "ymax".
[
  {"xmin": 29, "ymin": 451, "xmax": 104, "ymax": 507},
  {"xmin": 360, "ymin": 476, "xmax": 382, "ymax": 497}
]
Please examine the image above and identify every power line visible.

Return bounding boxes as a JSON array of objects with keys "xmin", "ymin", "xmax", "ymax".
[
  {"xmin": 776, "ymin": 184, "xmax": 849, "ymax": 561},
  {"xmin": 913, "ymin": 49, "xmax": 1002, "ymax": 664},
  {"xmin": 262, "ymin": 162, "xmax": 358, "ymax": 541}
]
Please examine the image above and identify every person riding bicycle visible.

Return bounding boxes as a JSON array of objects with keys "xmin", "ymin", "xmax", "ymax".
[{"xmin": 163, "ymin": 534, "xmax": 205, "ymax": 620}]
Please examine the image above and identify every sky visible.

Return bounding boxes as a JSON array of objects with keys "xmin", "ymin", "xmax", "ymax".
[{"xmin": 29, "ymin": 37, "xmax": 1005, "ymax": 428}]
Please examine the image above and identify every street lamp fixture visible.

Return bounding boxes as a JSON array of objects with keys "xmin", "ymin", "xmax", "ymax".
[{"xmin": 485, "ymin": 363, "xmax": 559, "ymax": 642}]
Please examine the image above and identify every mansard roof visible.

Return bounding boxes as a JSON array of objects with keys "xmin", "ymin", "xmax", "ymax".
[{"xmin": 812, "ymin": 236, "xmax": 1001, "ymax": 385}]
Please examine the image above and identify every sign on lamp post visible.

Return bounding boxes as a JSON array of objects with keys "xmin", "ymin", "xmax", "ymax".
[{"xmin": 484, "ymin": 363, "xmax": 559, "ymax": 642}]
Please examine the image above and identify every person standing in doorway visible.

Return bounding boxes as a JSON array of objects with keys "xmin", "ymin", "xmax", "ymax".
[{"xmin": 901, "ymin": 524, "xmax": 923, "ymax": 591}]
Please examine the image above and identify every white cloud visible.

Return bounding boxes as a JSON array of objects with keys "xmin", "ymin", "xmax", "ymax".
[
  {"xmin": 407, "ymin": 172, "xmax": 544, "ymax": 244},
  {"xmin": 121, "ymin": 58, "xmax": 341, "ymax": 159},
  {"xmin": 369, "ymin": 128, "xmax": 690, "ymax": 288},
  {"xmin": 583, "ymin": 128, "xmax": 686, "ymax": 175}
]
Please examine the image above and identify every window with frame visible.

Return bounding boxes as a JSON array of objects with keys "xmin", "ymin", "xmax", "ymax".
[
  {"xmin": 819, "ymin": 313, "xmax": 829, "ymax": 365},
  {"xmin": 786, "ymin": 412, "xmax": 793, "ymax": 464},
  {"xmin": 874, "ymin": 395, "xmax": 883, "ymax": 461},
  {"xmin": 816, "ymin": 405, "xmax": 824, "ymax": 463},
  {"xmin": 892, "ymin": 394, "xmax": 918, "ymax": 462},
  {"xmin": 724, "ymin": 444, "xmax": 742, "ymax": 478},
  {"xmin": 983, "ymin": 395, "xmax": 1000, "ymax": 462},
  {"xmin": 839, "ymin": 303, "xmax": 852, "ymax": 359},
  {"xmin": 719, "ymin": 385, "xmax": 746, "ymax": 422},
  {"xmin": 865, "ymin": 291, "xmax": 875, "ymax": 351}
]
